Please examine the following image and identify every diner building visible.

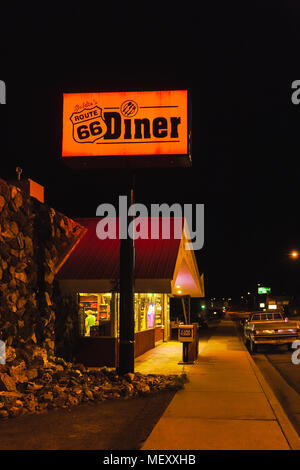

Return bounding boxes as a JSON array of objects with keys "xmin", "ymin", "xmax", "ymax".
[{"xmin": 57, "ymin": 217, "xmax": 204, "ymax": 367}]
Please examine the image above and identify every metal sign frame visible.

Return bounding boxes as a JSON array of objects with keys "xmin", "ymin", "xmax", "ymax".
[
  {"xmin": 178, "ymin": 325, "xmax": 194, "ymax": 342},
  {"xmin": 61, "ymin": 89, "xmax": 191, "ymax": 169}
]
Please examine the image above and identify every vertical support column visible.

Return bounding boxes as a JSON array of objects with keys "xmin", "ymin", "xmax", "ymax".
[
  {"xmin": 118, "ymin": 172, "xmax": 135, "ymax": 374},
  {"xmin": 163, "ymin": 294, "xmax": 170, "ymax": 341},
  {"xmin": 109, "ymin": 292, "xmax": 116, "ymax": 338},
  {"xmin": 183, "ymin": 342, "xmax": 189, "ymax": 362},
  {"xmin": 181, "ymin": 296, "xmax": 188, "ymax": 324},
  {"xmin": 166, "ymin": 295, "xmax": 170, "ymax": 340},
  {"xmin": 96, "ymin": 294, "xmax": 100, "ymax": 323}
]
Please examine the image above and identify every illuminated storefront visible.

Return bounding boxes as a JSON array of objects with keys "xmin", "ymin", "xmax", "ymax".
[
  {"xmin": 77, "ymin": 292, "xmax": 169, "ymax": 339},
  {"xmin": 58, "ymin": 217, "xmax": 204, "ymax": 367}
]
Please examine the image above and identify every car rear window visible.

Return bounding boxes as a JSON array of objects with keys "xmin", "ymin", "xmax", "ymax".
[{"xmin": 252, "ymin": 315, "xmax": 260, "ymax": 320}]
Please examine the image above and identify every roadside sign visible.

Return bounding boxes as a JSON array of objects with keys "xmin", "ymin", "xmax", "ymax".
[
  {"xmin": 178, "ymin": 325, "xmax": 194, "ymax": 342},
  {"xmin": 258, "ymin": 287, "xmax": 271, "ymax": 294},
  {"xmin": 62, "ymin": 90, "xmax": 191, "ymax": 168}
]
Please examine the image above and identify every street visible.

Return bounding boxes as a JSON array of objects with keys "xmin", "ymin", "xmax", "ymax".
[
  {"xmin": 253, "ymin": 349, "xmax": 300, "ymax": 437},
  {"xmin": 234, "ymin": 318, "xmax": 300, "ymax": 438}
]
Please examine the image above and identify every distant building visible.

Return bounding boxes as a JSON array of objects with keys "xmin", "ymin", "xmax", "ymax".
[{"xmin": 258, "ymin": 295, "xmax": 291, "ymax": 314}]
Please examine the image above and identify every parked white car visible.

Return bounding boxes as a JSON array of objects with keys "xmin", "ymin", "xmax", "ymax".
[{"xmin": 243, "ymin": 311, "xmax": 300, "ymax": 354}]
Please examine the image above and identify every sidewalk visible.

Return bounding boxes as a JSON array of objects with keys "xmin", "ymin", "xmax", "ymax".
[{"xmin": 137, "ymin": 320, "xmax": 300, "ymax": 450}]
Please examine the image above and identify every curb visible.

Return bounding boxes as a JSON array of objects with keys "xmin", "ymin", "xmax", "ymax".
[{"xmin": 234, "ymin": 322, "xmax": 300, "ymax": 450}]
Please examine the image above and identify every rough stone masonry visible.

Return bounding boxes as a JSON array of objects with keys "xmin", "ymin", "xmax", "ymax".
[{"xmin": 0, "ymin": 177, "xmax": 186, "ymax": 419}]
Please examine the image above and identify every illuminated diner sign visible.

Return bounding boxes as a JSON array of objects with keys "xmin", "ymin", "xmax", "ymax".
[{"xmin": 62, "ymin": 90, "xmax": 190, "ymax": 168}]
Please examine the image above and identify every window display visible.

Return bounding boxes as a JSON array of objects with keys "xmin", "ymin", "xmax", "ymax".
[
  {"xmin": 79, "ymin": 292, "xmax": 168, "ymax": 337},
  {"xmin": 134, "ymin": 293, "xmax": 165, "ymax": 332},
  {"xmin": 154, "ymin": 295, "xmax": 163, "ymax": 326},
  {"xmin": 147, "ymin": 303, "xmax": 155, "ymax": 328},
  {"xmin": 79, "ymin": 293, "xmax": 112, "ymax": 336}
]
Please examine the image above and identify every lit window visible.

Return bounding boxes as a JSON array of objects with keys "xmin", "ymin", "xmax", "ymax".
[{"xmin": 78, "ymin": 293, "xmax": 112, "ymax": 337}]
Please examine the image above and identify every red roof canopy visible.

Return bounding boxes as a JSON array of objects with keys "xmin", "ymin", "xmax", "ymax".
[{"xmin": 58, "ymin": 217, "xmax": 184, "ymax": 280}]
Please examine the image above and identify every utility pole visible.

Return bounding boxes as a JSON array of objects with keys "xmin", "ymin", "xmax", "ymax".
[{"xmin": 118, "ymin": 172, "xmax": 135, "ymax": 374}]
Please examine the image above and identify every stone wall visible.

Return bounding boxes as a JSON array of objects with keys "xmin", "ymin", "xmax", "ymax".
[
  {"xmin": 0, "ymin": 178, "xmax": 188, "ymax": 419},
  {"xmin": 0, "ymin": 177, "xmax": 85, "ymax": 363}
]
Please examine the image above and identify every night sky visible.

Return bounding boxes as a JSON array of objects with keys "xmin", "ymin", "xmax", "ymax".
[{"xmin": 1, "ymin": 2, "xmax": 300, "ymax": 298}]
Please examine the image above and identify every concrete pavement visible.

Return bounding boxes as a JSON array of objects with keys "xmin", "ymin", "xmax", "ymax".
[{"xmin": 136, "ymin": 320, "xmax": 300, "ymax": 450}]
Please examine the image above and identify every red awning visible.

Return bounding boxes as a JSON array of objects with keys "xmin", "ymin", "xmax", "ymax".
[{"xmin": 58, "ymin": 217, "xmax": 183, "ymax": 280}]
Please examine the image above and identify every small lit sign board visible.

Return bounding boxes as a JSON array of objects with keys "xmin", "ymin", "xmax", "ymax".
[
  {"xmin": 268, "ymin": 304, "xmax": 277, "ymax": 310},
  {"xmin": 178, "ymin": 325, "xmax": 194, "ymax": 342},
  {"xmin": 258, "ymin": 287, "xmax": 271, "ymax": 294},
  {"xmin": 62, "ymin": 90, "xmax": 190, "ymax": 168},
  {"xmin": 259, "ymin": 303, "xmax": 265, "ymax": 308}
]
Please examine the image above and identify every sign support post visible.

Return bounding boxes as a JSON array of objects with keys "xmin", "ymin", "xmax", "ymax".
[
  {"xmin": 178, "ymin": 324, "xmax": 195, "ymax": 364},
  {"xmin": 118, "ymin": 172, "xmax": 135, "ymax": 374},
  {"xmin": 182, "ymin": 342, "xmax": 189, "ymax": 363},
  {"xmin": 61, "ymin": 90, "xmax": 191, "ymax": 373}
]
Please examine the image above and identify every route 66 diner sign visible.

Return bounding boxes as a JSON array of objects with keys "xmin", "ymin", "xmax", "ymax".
[{"xmin": 62, "ymin": 90, "xmax": 191, "ymax": 168}]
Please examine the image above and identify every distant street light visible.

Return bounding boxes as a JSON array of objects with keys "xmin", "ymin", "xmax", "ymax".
[{"xmin": 290, "ymin": 251, "xmax": 299, "ymax": 259}]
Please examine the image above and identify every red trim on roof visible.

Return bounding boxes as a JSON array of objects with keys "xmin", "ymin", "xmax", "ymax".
[{"xmin": 58, "ymin": 218, "xmax": 184, "ymax": 280}]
